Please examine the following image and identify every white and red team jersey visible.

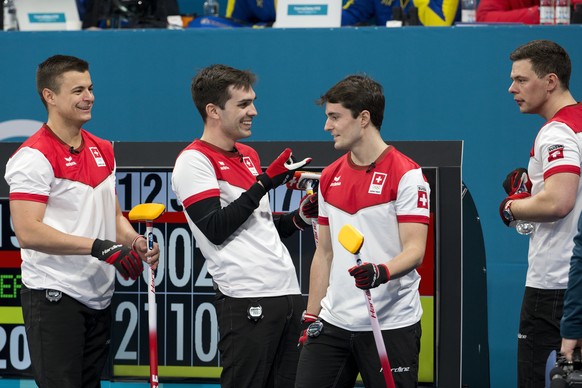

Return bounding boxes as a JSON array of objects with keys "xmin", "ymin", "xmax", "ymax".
[
  {"xmin": 318, "ymin": 146, "xmax": 430, "ymax": 331},
  {"xmin": 526, "ymin": 103, "xmax": 582, "ymax": 290},
  {"xmin": 4, "ymin": 125, "xmax": 117, "ymax": 310},
  {"xmin": 171, "ymin": 140, "xmax": 301, "ymax": 298}
]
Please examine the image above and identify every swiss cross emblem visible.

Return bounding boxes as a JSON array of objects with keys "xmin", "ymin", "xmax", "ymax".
[
  {"xmin": 89, "ymin": 146, "xmax": 105, "ymax": 167},
  {"xmin": 242, "ymin": 156, "xmax": 259, "ymax": 176},
  {"xmin": 547, "ymin": 145, "xmax": 564, "ymax": 162},
  {"xmin": 368, "ymin": 172, "xmax": 387, "ymax": 195},
  {"xmin": 417, "ymin": 187, "xmax": 428, "ymax": 209}
]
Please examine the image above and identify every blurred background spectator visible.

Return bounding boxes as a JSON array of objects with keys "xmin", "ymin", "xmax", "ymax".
[
  {"xmin": 82, "ymin": 0, "xmax": 179, "ymax": 28},
  {"xmin": 343, "ymin": 0, "xmax": 459, "ymax": 25},
  {"xmin": 477, "ymin": 0, "xmax": 582, "ymax": 23},
  {"xmin": 476, "ymin": 0, "xmax": 542, "ymax": 23},
  {"xmin": 225, "ymin": 0, "xmax": 459, "ymax": 26}
]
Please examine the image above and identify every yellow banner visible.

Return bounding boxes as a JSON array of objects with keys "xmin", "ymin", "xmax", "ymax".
[
  {"xmin": 0, "ymin": 306, "xmax": 23, "ymax": 324},
  {"xmin": 114, "ymin": 365, "xmax": 222, "ymax": 379}
]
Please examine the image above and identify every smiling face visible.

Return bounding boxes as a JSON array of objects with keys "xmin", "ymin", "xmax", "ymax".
[
  {"xmin": 45, "ymin": 70, "xmax": 94, "ymax": 126},
  {"xmin": 217, "ymin": 85, "xmax": 257, "ymax": 142},
  {"xmin": 508, "ymin": 59, "xmax": 550, "ymax": 116},
  {"xmin": 324, "ymin": 102, "xmax": 363, "ymax": 151}
]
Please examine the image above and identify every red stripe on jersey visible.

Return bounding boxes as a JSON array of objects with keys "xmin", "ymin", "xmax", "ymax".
[
  {"xmin": 182, "ymin": 188, "xmax": 220, "ymax": 208},
  {"xmin": 543, "ymin": 165, "xmax": 581, "ymax": 180},
  {"xmin": 397, "ymin": 215, "xmax": 430, "ymax": 224},
  {"xmin": 318, "ymin": 216, "xmax": 329, "ymax": 226},
  {"xmin": 9, "ymin": 192, "xmax": 48, "ymax": 203}
]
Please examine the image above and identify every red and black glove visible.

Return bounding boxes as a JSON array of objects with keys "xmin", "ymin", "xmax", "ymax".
[
  {"xmin": 499, "ymin": 192, "xmax": 531, "ymax": 226},
  {"xmin": 293, "ymin": 193, "xmax": 318, "ymax": 229},
  {"xmin": 298, "ymin": 311, "xmax": 320, "ymax": 348},
  {"xmin": 257, "ymin": 148, "xmax": 312, "ymax": 191},
  {"xmin": 348, "ymin": 262, "xmax": 390, "ymax": 290},
  {"xmin": 91, "ymin": 239, "xmax": 143, "ymax": 280},
  {"xmin": 503, "ymin": 168, "xmax": 531, "ymax": 195}
]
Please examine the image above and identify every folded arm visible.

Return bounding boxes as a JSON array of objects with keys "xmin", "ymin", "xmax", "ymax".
[{"xmin": 10, "ymin": 199, "xmax": 94, "ymax": 255}]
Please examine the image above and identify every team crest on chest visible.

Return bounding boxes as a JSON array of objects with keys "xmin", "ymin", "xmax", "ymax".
[
  {"xmin": 89, "ymin": 147, "xmax": 106, "ymax": 167},
  {"xmin": 242, "ymin": 156, "xmax": 259, "ymax": 176},
  {"xmin": 547, "ymin": 144, "xmax": 564, "ymax": 162},
  {"xmin": 417, "ymin": 186, "xmax": 429, "ymax": 209},
  {"xmin": 368, "ymin": 172, "xmax": 387, "ymax": 194}
]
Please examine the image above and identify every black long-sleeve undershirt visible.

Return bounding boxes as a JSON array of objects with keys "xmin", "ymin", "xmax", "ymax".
[{"xmin": 185, "ymin": 182, "xmax": 301, "ymax": 245}]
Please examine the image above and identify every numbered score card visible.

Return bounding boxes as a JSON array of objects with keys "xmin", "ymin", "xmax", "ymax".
[
  {"xmin": 0, "ymin": 168, "xmax": 436, "ymax": 383},
  {"xmin": 0, "ymin": 169, "xmax": 311, "ymax": 379},
  {"xmin": 113, "ymin": 169, "xmax": 317, "ymax": 380}
]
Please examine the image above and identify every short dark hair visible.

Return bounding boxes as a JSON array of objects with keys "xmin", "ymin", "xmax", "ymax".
[
  {"xmin": 509, "ymin": 40, "xmax": 571, "ymax": 90},
  {"xmin": 36, "ymin": 55, "xmax": 89, "ymax": 109},
  {"xmin": 191, "ymin": 64, "xmax": 257, "ymax": 122},
  {"xmin": 317, "ymin": 74, "xmax": 385, "ymax": 130}
]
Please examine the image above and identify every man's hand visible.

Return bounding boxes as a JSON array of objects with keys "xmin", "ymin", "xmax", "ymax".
[
  {"xmin": 294, "ymin": 193, "xmax": 318, "ymax": 229},
  {"xmin": 258, "ymin": 148, "xmax": 312, "ymax": 191},
  {"xmin": 348, "ymin": 262, "xmax": 390, "ymax": 289},
  {"xmin": 131, "ymin": 234, "xmax": 161, "ymax": 270},
  {"xmin": 560, "ymin": 338, "xmax": 582, "ymax": 362},
  {"xmin": 499, "ymin": 192, "xmax": 531, "ymax": 226},
  {"xmin": 91, "ymin": 239, "xmax": 143, "ymax": 280},
  {"xmin": 298, "ymin": 311, "xmax": 320, "ymax": 348},
  {"xmin": 503, "ymin": 168, "xmax": 531, "ymax": 195}
]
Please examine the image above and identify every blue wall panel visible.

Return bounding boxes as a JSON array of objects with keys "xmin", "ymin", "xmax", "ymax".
[{"xmin": 1, "ymin": 25, "xmax": 581, "ymax": 386}]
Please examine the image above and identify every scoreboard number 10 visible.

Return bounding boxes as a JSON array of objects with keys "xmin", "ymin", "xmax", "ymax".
[{"xmin": 113, "ymin": 171, "xmax": 224, "ymax": 372}]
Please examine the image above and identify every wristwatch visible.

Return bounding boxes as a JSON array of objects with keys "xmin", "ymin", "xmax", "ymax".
[
  {"xmin": 301, "ymin": 310, "xmax": 323, "ymax": 338},
  {"xmin": 307, "ymin": 321, "xmax": 323, "ymax": 338}
]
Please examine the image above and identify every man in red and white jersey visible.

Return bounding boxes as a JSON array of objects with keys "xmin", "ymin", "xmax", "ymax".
[
  {"xmin": 4, "ymin": 55, "xmax": 159, "ymax": 388},
  {"xmin": 499, "ymin": 40, "xmax": 582, "ymax": 388},
  {"xmin": 171, "ymin": 64, "xmax": 316, "ymax": 388},
  {"xmin": 295, "ymin": 75, "xmax": 430, "ymax": 388}
]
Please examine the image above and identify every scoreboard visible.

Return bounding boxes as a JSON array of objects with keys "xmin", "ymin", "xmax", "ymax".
[
  {"xmin": 0, "ymin": 141, "xmax": 484, "ymax": 387},
  {"xmin": 0, "ymin": 202, "xmax": 27, "ymax": 375},
  {"xmin": 111, "ymin": 167, "xmax": 318, "ymax": 379}
]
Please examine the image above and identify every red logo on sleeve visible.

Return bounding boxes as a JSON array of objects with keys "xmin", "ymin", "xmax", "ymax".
[
  {"xmin": 547, "ymin": 145, "xmax": 564, "ymax": 162},
  {"xmin": 417, "ymin": 189, "xmax": 429, "ymax": 209}
]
